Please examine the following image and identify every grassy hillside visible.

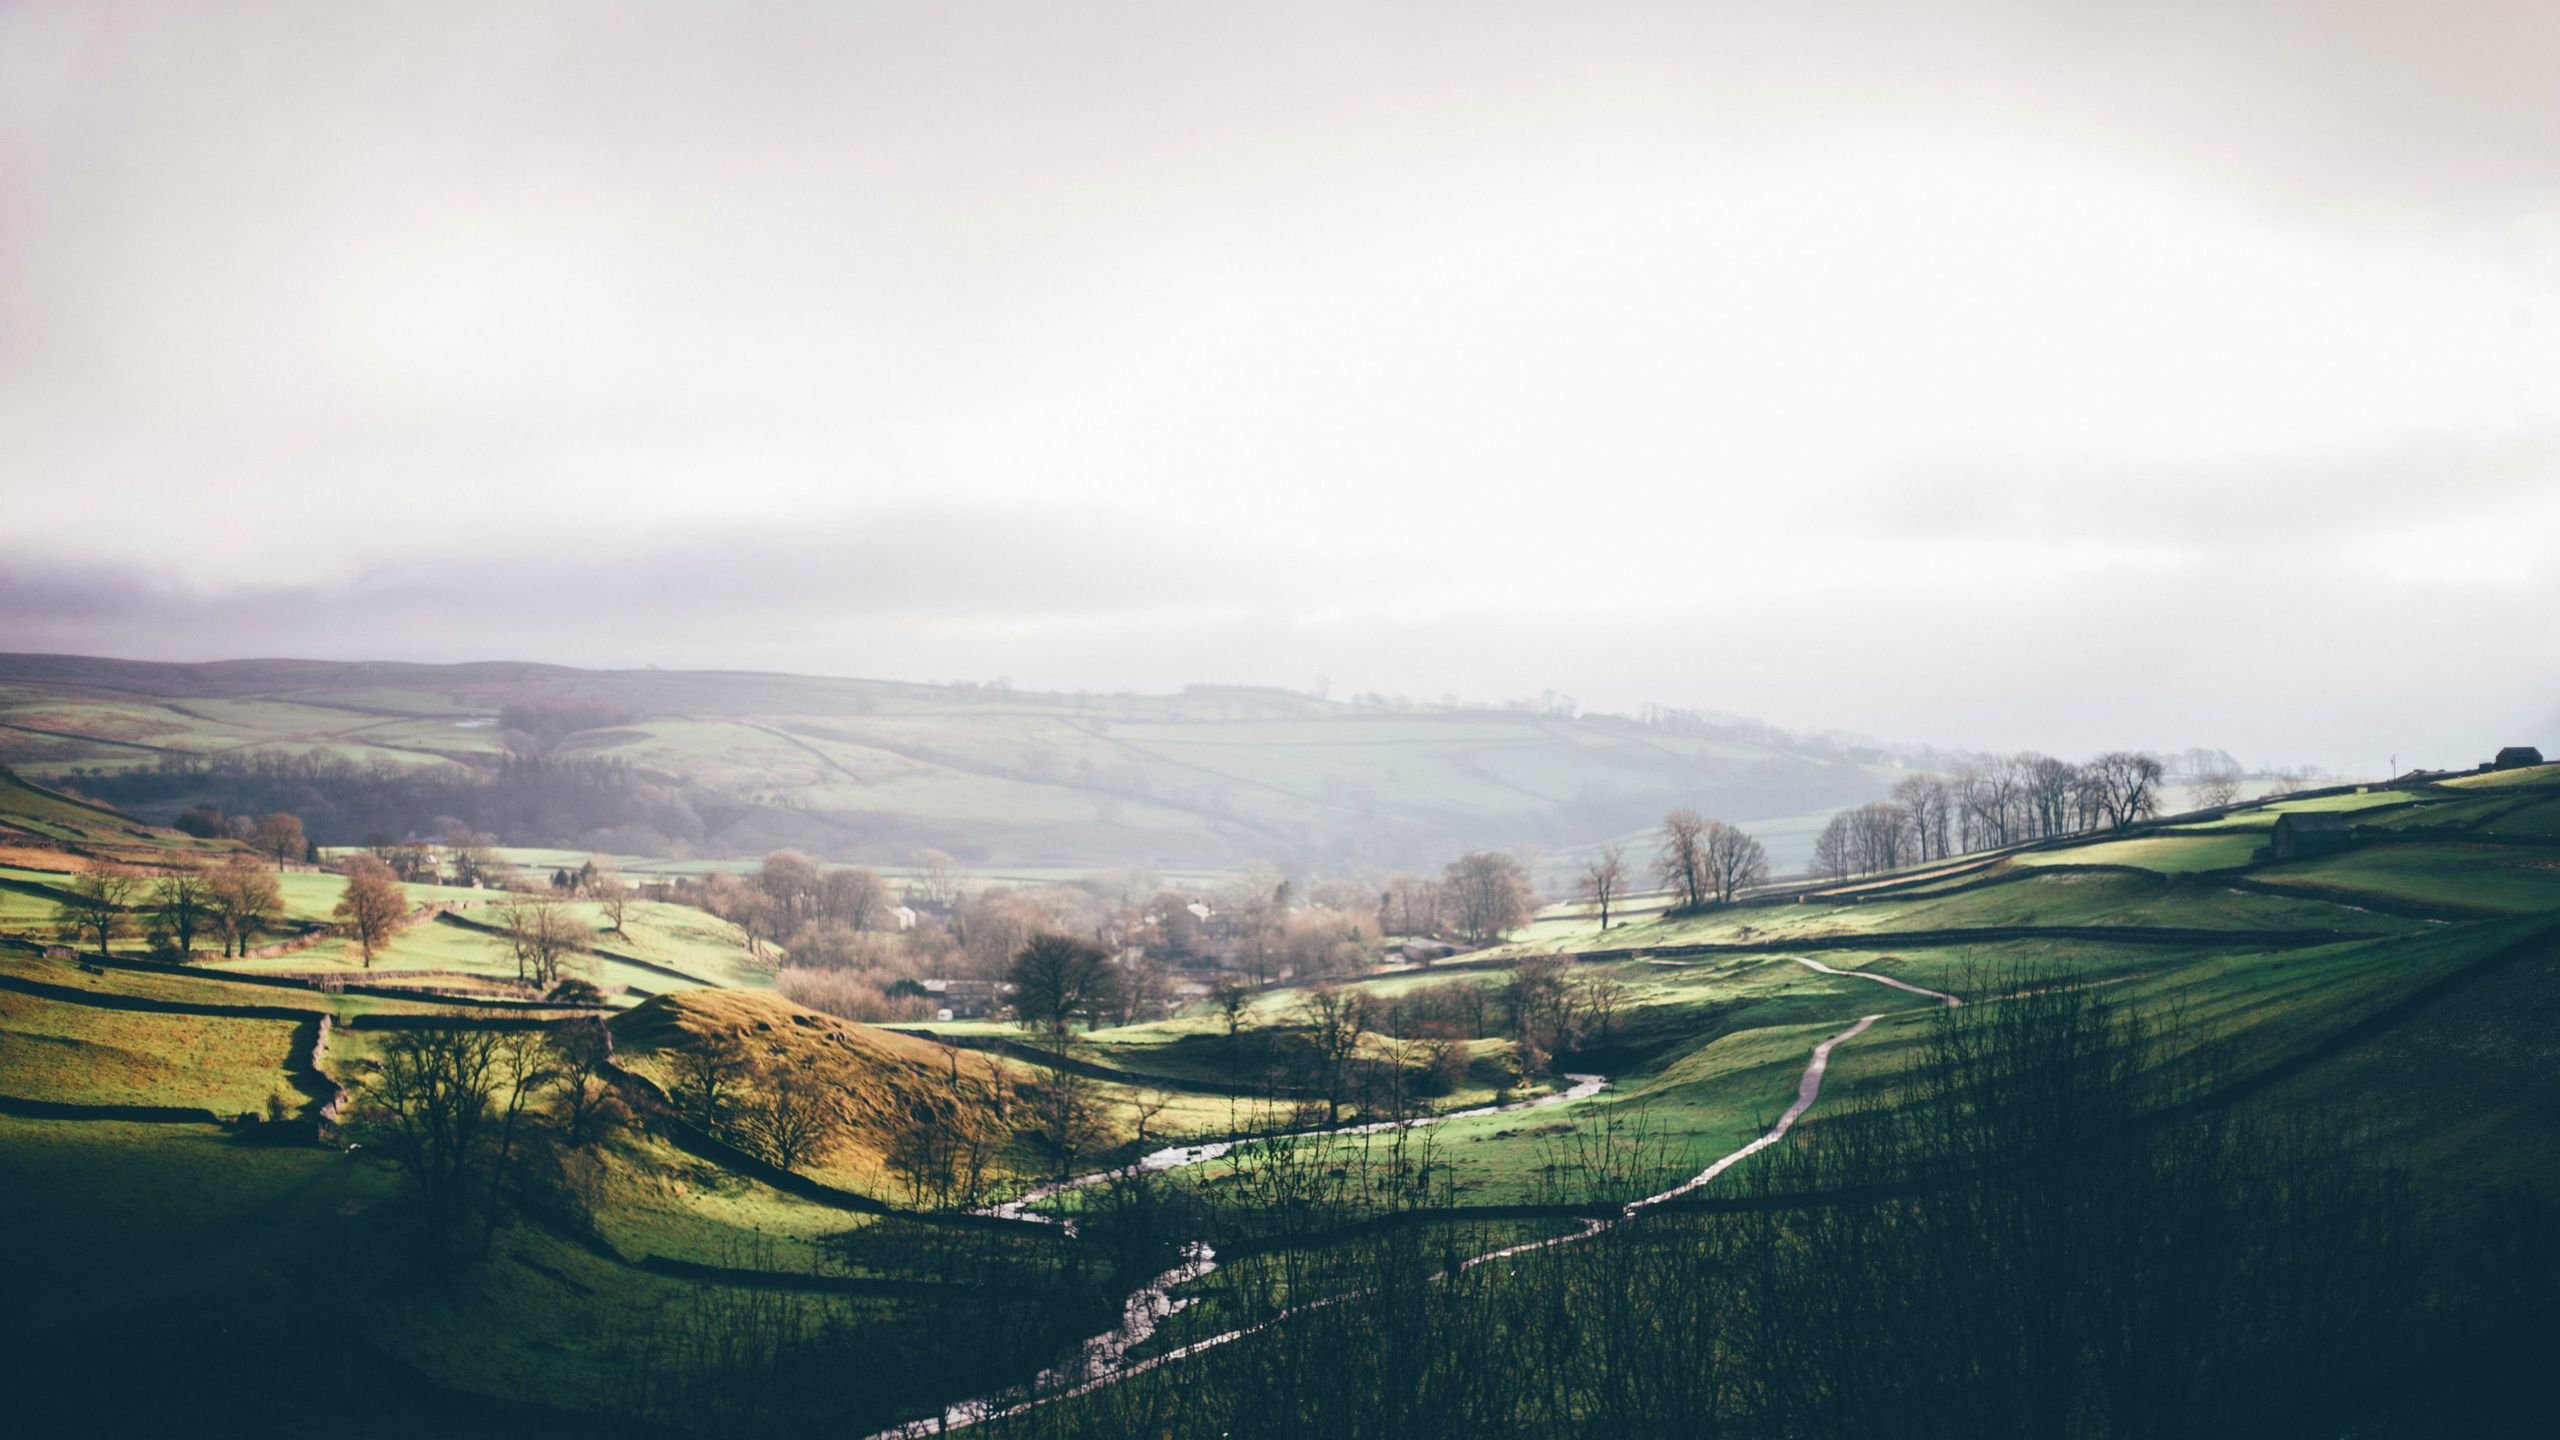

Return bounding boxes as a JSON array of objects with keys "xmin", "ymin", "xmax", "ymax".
[
  {"xmin": 6, "ymin": 753, "xmax": 2560, "ymax": 1433},
  {"xmin": 0, "ymin": 652, "xmax": 1896, "ymax": 870}
]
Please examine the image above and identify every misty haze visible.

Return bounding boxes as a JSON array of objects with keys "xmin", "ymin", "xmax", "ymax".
[{"xmin": 3, "ymin": 4, "xmax": 2556, "ymax": 1437}]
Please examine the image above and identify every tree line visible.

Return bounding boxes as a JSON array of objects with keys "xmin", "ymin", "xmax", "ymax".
[
  {"xmin": 69, "ymin": 749, "xmax": 750, "ymax": 854},
  {"xmin": 1812, "ymin": 750, "xmax": 2175, "ymax": 880}
]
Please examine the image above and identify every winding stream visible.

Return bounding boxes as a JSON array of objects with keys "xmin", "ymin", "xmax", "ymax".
[{"xmin": 873, "ymin": 964, "xmax": 1963, "ymax": 1435}]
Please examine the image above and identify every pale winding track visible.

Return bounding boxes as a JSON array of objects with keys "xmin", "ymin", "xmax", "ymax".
[{"xmin": 869, "ymin": 981, "xmax": 1943, "ymax": 1437}]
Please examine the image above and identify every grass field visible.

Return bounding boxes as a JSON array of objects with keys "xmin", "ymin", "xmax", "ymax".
[
  {"xmin": 6, "ymin": 748, "xmax": 2560, "ymax": 1431},
  {"xmin": 0, "ymin": 1115, "xmax": 379, "ymax": 1328},
  {"xmin": 0, "ymin": 991, "xmax": 306, "ymax": 1113},
  {"xmin": 0, "ymin": 654, "xmax": 1905, "ymax": 872},
  {"xmin": 2256, "ymin": 843, "xmax": 2560, "ymax": 914},
  {"xmin": 2008, "ymin": 831, "xmax": 2265, "ymax": 871}
]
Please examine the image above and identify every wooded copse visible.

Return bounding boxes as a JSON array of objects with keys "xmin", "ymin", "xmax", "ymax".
[
  {"xmin": 68, "ymin": 748, "xmax": 743, "ymax": 856},
  {"xmin": 1652, "ymin": 810, "xmax": 1771, "ymax": 912},
  {"xmin": 1812, "ymin": 750, "xmax": 2179, "ymax": 880}
]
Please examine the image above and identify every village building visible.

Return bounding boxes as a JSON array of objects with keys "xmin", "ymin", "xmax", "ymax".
[{"xmin": 919, "ymin": 976, "xmax": 1004, "ymax": 1021}]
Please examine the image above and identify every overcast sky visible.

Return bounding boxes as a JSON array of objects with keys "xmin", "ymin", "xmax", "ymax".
[{"xmin": 6, "ymin": 2, "xmax": 2557, "ymax": 772}]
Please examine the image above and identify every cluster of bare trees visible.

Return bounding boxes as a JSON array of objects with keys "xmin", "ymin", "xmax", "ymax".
[
  {"xmin": 666, "ymin": 1027, "xmax": 862, "ymax": 1174},
  {"xmin": 356, "ymin": 1021, "xmax": 630, "ymax": 1258},
  {"xmin": 495, "ymin": 895, "xmax": 586, "ymax": 989},
  {"xmin": 693, "ymin": 850, "xmax": 893, "ymax": 960},
  {"xmin": 1373, "ymin": 852, "xmax": 1537, "ymax": 948},
  {"xmin": 661, "ymin": 1012, "xmax": 1030, "ymax": 1198},
  {"xmin": 883, "ymin": 1052, "xmax": 1018, "ymax": 1208},
  {"xmin": 50, "ymin": 853, "xmax": 286, "ymax": 960},
  {"xmin": 1501, "ymin": 954, "xmax": 1629, "ymax": 1075},
  {"xmin": 1439, "ymin": 851, "xmax": 1538, "ymax": 944},
  {"xmin": 333, "ymin": 854, "xmax": 410, "ymax": 966},
  {"xmin": 1812, "ymin": 751, "xmax": 2171, "ymax": 880},
  {"xmin": 87, "ymin": 747, "xmax": 727, "ymax": 855},
  {"xmin": 169, "ymin": 804, "xmax": 312, "ymax": 869},
  {"xmin": 1654, "ymin": 809, "xmax": 1770, "ymax": 912}
]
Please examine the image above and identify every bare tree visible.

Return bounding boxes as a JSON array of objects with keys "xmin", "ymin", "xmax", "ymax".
[
  {"xmin": 1891, "ymin": 774, "xmax": 1953, "ymax": 861},
  {"xmin": 737, "ymin": 1054, "xmax": 848, "ymax": 1173},
  {"xmin": 149, "ymin": 863, "xmax": 212, "ymax": 956},
  {"xmin": 479, "ymin": 1032, "xmax": 560, "ymax": 1255},
  {"xmin": 1027, "ymin": 1062, "xmax": 1108, "ymax": 1180},
  {"xmin": 821, "ymin": 866, "xmax": 887, "ymax": 930},
  {"xmin": 1381, "ymin": 873, "xmax": 1443, "ymax": 937},
  {"xmin": 205, "ymin": 853, "xmax": 282, "ymax": 957},
  {"xmin": 2088, "ymin": 751, "xmax": 2167, "ymax": 830},
  {"xmin": 755, "ymin": 850, "xmax": 823, "ymax": 924},
  {"xmin": 1812, "ymin": 812, "xmax": 1855, "ymax": 880},
  {"xmin": 908, "ymin": 848, "xmax": 963, "ymax": 911},
  {"xmin": 497, "ymin": 896, "xmax": 580, "ymax": 987},
  {"xmin": 2193, "ymin": 767, "xmax": 2243, "ymax": 810},
  {"xmin": 1442, "ymin": 851, "xmax": 1536, "ymax": 945},
  {"xmin": 1850, "ymin": 803, "xmax": 1910, "ymax": 874},
  {"xmin": 1221, "ymin": 860, "xmax": 1290, "ymax": 982},
  {"xmin": 389, "ymin": 839, "xmax": 436, "ymax": 883},
  {"xmin": 333, "ymin": 854, "xmax": 409, "ymax": 968},
  {"xmin": 1572, "ymin": 968, "xmax": 1630, "ymax": 1045},
  {"xmin": 249, "ymin": 811, "xmax": 307, "ymax": 870},
  {"xmin": 53, "ymin": 864, "xmax": 143, "ymax": 959},
  {"xmin": 446, "ymin": 832, "xmax": 505, "ymax": 889},
  {"xmin": 589, "ymin": 869, "xmax": 633, "ymax": 936},
  {"xmin": 551, "ymin": 1017, "xmax": 622, "ymax": 1146},
  {"xmin": 1577, "ymin": 845, "xmax": 1627, "ymax": 930},
  {"xmin": 1701, "ymin": 821, "xmax": 1769, "ymax": 904},
  {"xmin": 1965, "ymin": 756, "xmax": 2025, "ymax": 850},
  {"xmin": 1654, "ymin": 809, "xmax": 1710, "ymax": 911},
  {"xmin": 671, "ymin": 1028, "xmax": 752, "ymax": 1133},
  {"xmin": 2022, "ymin": 754, "xmax": 2082, "ymax": 840},
  {"xmin": 1300, "ymin": 985, "xmax": 1369, "ymax": 1124},
  {"xmin": 362, "ymin": 1025, "xmax": 501, "ymax": 1245},
  {"xmin": 1213, "ymin": 975, "xmax": 1254, "ymax": 1041}
]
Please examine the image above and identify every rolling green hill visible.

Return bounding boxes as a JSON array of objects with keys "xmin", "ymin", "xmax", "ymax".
[
  {"xmin": 6, "ymin": 727, "xmax": 2558, "ymax": 1434},
  {"xmin": 0, "ymin": 653, "xmax": 1893, "ymax": 870}
]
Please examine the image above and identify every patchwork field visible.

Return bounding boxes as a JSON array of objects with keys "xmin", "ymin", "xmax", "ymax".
[
  {"xmin": 0, "ymin": 991, "xmax": 306, "ymax": 1113},
  {"xmin": 0, "ymin": 653, "xmax": 1899, "ymax": 872},
  {"xmin": 4, "ymin": 758, "xmax": 2558, "ymax": 1433}
]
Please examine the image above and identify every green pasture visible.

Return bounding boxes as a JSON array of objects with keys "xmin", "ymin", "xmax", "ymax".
[
  {"xmin": 583, "ymin": 1127, "xmax": 869, "ymax": 1272},
  {"xmin": 2010, "ymin": 831, "xmax": 2264, "ymax": 872},
  {"xmin": 0, "ymin": 950, "xmax": 522, "ymax": 1020},
  {"xmin": 0, "ymin": 990, "xmax": 304, "ymax": 1113},
  {"xmin": 1527, "ymin": 868, "xmax": 2407, "ymax": 956},
  {"xmin": 0, "ymin": 1116, "xmax": 381, "ymax": 1330},
  {"xmin": 2256, "ymin": 844, "xmax": 2560, "ymax": 914},
  {"xmin": 2434, "ymin": 763, "xmax": 2560, "ymax": 791}
]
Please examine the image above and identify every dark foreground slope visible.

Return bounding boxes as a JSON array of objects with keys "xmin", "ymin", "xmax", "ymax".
[{"xmin": 7, "ymin": 770, "xmax": 2560, "ymax": 1436}]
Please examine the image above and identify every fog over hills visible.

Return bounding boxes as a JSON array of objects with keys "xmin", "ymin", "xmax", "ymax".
[
  {"xmin": 7, "ymin": 3, "xmax": 2557, "ymax": 773},
  {"xmin": 0, "ymin": 652, "xmax": 1929, "ymax": 872}
]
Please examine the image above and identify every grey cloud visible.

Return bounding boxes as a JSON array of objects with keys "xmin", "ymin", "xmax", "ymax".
[
  {"xmin": 6, "ymin": 531, "xmax": 2553, "ymax": 774},
  {"xmin": 6, "ymin": 2, "xmax": 2558, "ymax": 778},
  {"xmin": 1817, "ymin": 428, "xmax": 2560, "ymax": 551},
  {"xmin": 0, "ymin": 502, "xmax": 1382, "ymax": 656}
]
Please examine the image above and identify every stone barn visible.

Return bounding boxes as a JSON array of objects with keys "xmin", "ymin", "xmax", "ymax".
[
  {"xmin": 2493, "ymin": 746, "xmax": 2544, "ymax": 769},
  {"xmin": 2270, "ymin": 811, "xmax": 2352, "ymax": 861}
]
